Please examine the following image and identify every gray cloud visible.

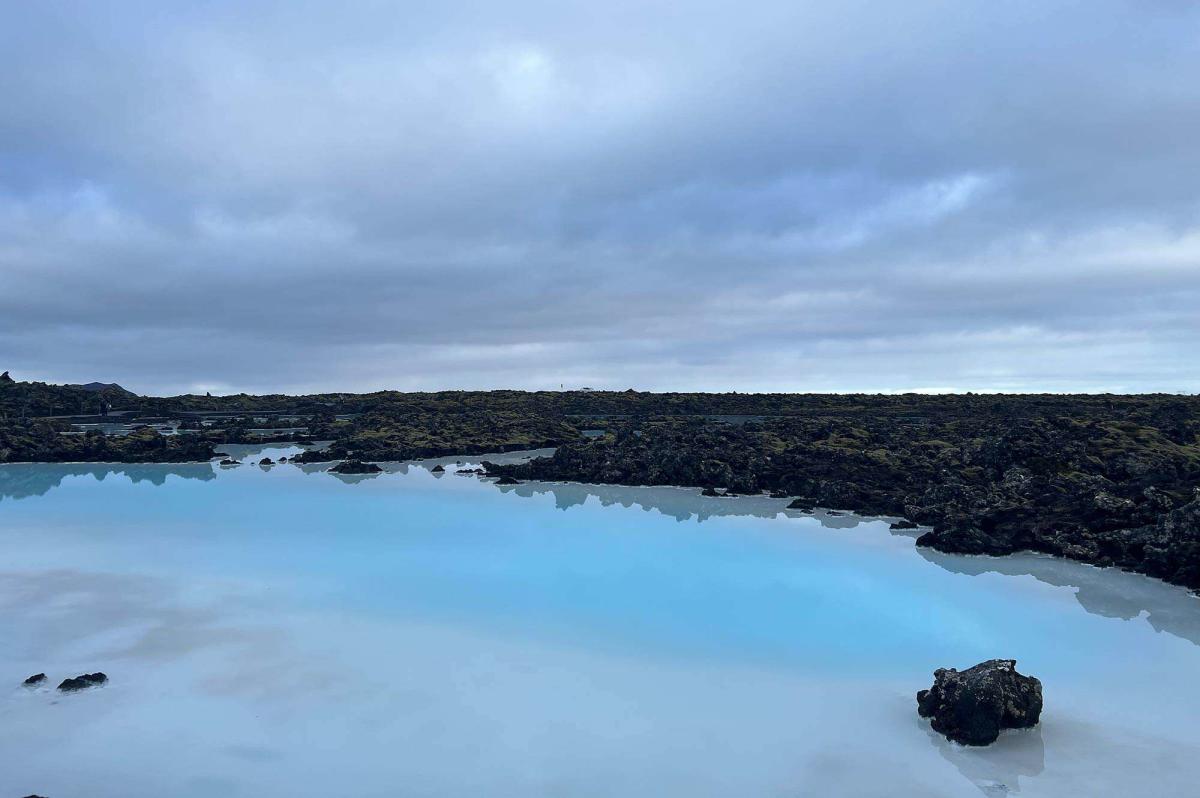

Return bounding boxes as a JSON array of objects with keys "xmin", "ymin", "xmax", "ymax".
[{"xmin": 1, "ymin": 0, "xmax": 1198, "ymax": 394}]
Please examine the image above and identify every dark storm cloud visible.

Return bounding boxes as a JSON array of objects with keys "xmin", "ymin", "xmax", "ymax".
[{"xmin": 1, "ymin": 0, "xmax": 1198, "ymax": 393}]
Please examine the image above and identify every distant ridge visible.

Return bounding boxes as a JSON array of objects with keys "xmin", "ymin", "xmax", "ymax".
[{"xmin": 70, "ymin": 381, "xmax": 137, "ymax": 396}]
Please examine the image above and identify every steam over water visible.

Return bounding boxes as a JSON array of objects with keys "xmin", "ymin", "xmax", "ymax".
[{"xmin": 2, "ymin": 446, "xmax": 1199, "ymax": 796}]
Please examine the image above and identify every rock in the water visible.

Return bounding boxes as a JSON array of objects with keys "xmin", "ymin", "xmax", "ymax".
[
  {"xmin": 917, "ymin": 659, "xmax": 1042, "ymax": 745},
  {"xmin": 701, "ymin": 487, "xmax": 720, "ymax": 496},
  {"xmin": 219, "ymin": 458, "xmax": 240, "ymax": 466},
  {"xmin": 786, "ymin": 497, "xmax": 816, "ymax": 511},
  {"xmin": 494, "ymin": 475, "xmax": 521, "ymax": 485},
  {"xmin": 259, "ymin": 457, "xmax": 274, "ymax": 466},
  {"xmin": 23, "ymin": 673, "xmax": 46, "ymax": 686},
  {"xmin": 890, "ymin": 519, "xmax": 919, "ymax": 530},
  {"xmin": 328, "ymin": 459, "xmax": 382, "ymax": 474},
  {"xmin": 58, "ymin": 672, "xmax": 108, "ymax": 692},
  {"xmin": 431, "ymin": 464, "xmax": 445, "ymax": 473}
]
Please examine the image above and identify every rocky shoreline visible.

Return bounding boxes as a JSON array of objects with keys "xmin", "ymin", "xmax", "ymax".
[
  {"xmin": 484, "ymin": 415, "xmax": 1200, "ymax": 590},
  {"xmin": 4, "ymin": 375, "xmax": 1199, "ymax": 590}
]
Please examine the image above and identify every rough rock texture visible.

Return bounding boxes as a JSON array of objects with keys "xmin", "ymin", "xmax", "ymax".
[
  {"xmin": 23, "ymin": 673, "xmax": 46, "ymax": 686},
  {"xmin": 328, "ymin": 459, "xmax": 382, "ymax": 475},
  {"xmin": 259, "ymin": 457, "xmax": 274, "ymax": 466},
  {"xmin": 487, "ymin": 410, "xmax": 1200, "ymax": 590},
  {"xmin": 917, "ymin": 660, "xmax": 1042, "ymax": 746},
  {"xmin": 58, "ymin": 672, "xmax": 108, "ymax": 692}
]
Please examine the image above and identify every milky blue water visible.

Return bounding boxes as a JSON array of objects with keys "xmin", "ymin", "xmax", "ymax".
[{"xmin": 2, "ymin": 446, "xmax": 1199, "ymax": 797}]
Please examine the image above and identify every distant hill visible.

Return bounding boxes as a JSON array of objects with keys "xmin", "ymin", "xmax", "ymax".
[
  {"xmin": 71, "ymin": 381, "xmax": 136, "ymax": 396},
  {"xmin": 1, "ymin": 374, "xmax": 138, "ymax": 418}
]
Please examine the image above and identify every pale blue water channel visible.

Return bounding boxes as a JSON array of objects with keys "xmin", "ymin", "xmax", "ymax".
[{"xmin": 2, "ymin": 445, "xmax": 1199, "ymax": 797}]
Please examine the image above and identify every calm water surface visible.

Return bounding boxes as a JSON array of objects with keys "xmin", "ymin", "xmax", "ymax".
[{"xmin": 2, "ymin": 446, "xmax": 1199, "ymax": 797}]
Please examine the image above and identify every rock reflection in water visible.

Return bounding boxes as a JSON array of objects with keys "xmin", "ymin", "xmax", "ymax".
[
  {"xmin": 917, "ymin": 547, "xmax": 1200, "ymax": 647},
  {"xmin": 495, "ymin": 478, "xmax": 876, "ymax": 527},
  {"xmin": 0, "ymin": 462, "xmax": 216, "ymax": 503}
]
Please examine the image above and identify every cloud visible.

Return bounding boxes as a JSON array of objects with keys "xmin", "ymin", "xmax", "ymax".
[{"xmin": 1, "ymin": 0, "xmax": 1198, "ymax": 393}]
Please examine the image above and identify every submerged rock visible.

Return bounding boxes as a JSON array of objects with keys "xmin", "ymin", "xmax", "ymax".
[
  {"xmin": 23, "ymin": 673, "xmax": 46, "ymax": 686},
  {"xmin": 329, "ymin": 459, "xmax": 382, "ymax": 474},
  {"xmin": 917, "ymin": 659, "xmax": 1042, "ymax": 746},
  {"xmin": 58, "ymin": 672, "xmax": 108, "ymax": 692}
]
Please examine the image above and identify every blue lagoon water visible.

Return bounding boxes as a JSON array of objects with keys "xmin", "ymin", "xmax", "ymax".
[{"xmin": 2, "ymin": 446, "xmax": 1200, "ymax": 796}]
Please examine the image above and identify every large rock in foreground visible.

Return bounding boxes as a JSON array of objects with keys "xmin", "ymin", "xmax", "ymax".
[{"xmin": 917, "ymin": 659, "xmax": 1042, "ymax": 745}]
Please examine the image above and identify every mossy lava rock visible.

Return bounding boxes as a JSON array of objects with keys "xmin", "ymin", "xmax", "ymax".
[{"xmin": 917, "ymin": 659, "xmax": 1042, "ymax": 745}]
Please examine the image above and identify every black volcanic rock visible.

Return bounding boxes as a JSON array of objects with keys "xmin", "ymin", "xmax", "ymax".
[
  {"xmin": 431, "ymin": 464, "xmax": 445, "ymax": 473},
  {"xmin": 219, "ymin": 458, "xmax": 240, "ymax": 465},
  {"xmin": 786, "ymin": 497, "xmax": 816, "ymax": 511},
  {"xmin": 258, "ymin": 457, "xmax": 274, "ymax": 466},
  {"xmin": 917, "ymin": 659, "xmax": 1043, "ymax": 746},
  {"xmin": 890, "ymin": 519, "xmax": 919, "ymax": 530},
  {"xmin": 494, "ymin": 475, "xmax": 520, "ymax": 485},
  {"xmin": 23, "ymin": 673, "xmax": 46, "ymax": 686},
  {"xmin": 701, "ymin": 487, "xmax": 720, "ymax": 496},
  {"xmin": 58, "ymin": 672, "xmax": 108, "ymax": 692},
  {"xmin": 329, "ymin": 459, "xmax": 382, "ymax": 474}
]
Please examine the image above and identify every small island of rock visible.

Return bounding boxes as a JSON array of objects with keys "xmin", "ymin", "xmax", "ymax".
[
  {"xmin": 917, "ymin": 659, "xmax": 1042, "ymax": 746},
  {"xmin": 58, "ymin": 672, "xmax": 108, "ymax": 692},
  {"xmin": 329, "ymin": 459, "xmax": 383, "ymax": 474}
]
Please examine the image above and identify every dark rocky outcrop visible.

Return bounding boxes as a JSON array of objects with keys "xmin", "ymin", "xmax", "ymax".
[
  {"xmin": 494, "ymin": 475, "xmax": 521, "ymax": 485},
  {"xmin": 890, "ymin": 519, "xmax": 919, "ymax": 530},
  {"xmin": 57, "ymin": 672, "xmax": 108, "ymax": 692},
  {"xmin": 917, "ymin": 660, "xmax": 1042, "ymax": 745},
  {"xmin": 431, "ymin": 464, "xmax": 445, "ymax": 473},
  {"xmin": 484, "ymin": 409, "xmax": 1200, "ymax": 590},
  {"xmin": 5, "ymin": 374, "xmax": 1200, "ymax": 590},
  {"xmin": 258, "ymin": 457, "xmax": 274, "ymax": 466},
  {"xmin": 23, "ymin": 673, "xmax": 46, "ymax": 686},
  {"xmin": 328, "ymin": 459, "xmax": 382, "ymax": 474},
  {"xmin": 219, "ymin": 458, "xmax": 240, "ymax": 466},
  {"xmin": 701, "ymin": 487, "xmax": 720, "ymax": 497}
]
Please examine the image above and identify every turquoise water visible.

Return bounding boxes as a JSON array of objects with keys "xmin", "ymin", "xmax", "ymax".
[{"xmin": 2, "ymin": 446, "xmax": 1199, "ymax": 797}]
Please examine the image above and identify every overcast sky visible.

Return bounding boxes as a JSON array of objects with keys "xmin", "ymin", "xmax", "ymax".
[{"xmin": 1, "ymin": 1, "xmax": 1198, "ymax": 395}]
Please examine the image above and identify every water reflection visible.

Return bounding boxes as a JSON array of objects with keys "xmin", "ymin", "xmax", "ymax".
[
  {"xmin": 925, "ymin": 724, "xmax": 1045, "ymax": 796},
  {"xmin": 482, "ymin": 476, "xmax": 1200, "ymax": 650},
  {"xmin": 493, "ymin": 478, "xmax": 874, "ymax": 528},
  {"xmin": 0, "ymin": 462, "xmax": 216, "ymax": 502},
  {"xmin": 917, "ymin": 547, "xmax": 1200, "ymax": 647}
]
